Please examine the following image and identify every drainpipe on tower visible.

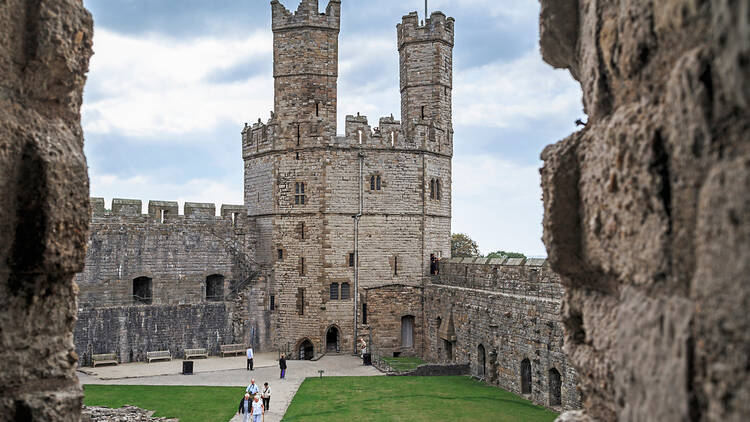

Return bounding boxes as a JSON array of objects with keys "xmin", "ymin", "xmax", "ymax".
[{"xmin": 353, "ymin": 150, "xmax": 364, "ymax": 354}]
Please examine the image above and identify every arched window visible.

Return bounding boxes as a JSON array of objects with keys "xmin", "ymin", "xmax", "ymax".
[
  {"xmin": 206, "ymin": 274, "xmax": 224, "ymax": 302},
  {"xmin": 340, "ymin": 282, "xmax": 350, "ymax": 300},
  {"xmin": 133, "ymin": 276, "xmax": 152, "ymax": 304},
  {"xmin": 521, "ymin": 358, "xmax": 532, "ymax": 394},
  {"xmin": 549, "ymin": 368, "xmax": 562, "ymax": 406},
  {"xmin": 401, "ymin": 315, "xmax": 415, "ymax": 348},
  {"xmin": 477, "ymin": 344, "xmax": 486, "ymax": 377},
  {"xmin": 329, "ymin": 282, "xmax": 339, "ymax": 300}
]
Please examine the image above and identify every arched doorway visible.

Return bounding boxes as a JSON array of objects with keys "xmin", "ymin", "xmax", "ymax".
[
  {"xmin": 549, "ymin": 367, "xmax": 562, "ymax": 406},
  {"xmin": 521, "ymin": 358, "xmax": 532, "ymax": 394},
  {"xmin": 326, "ymin": 326, "xmax": 339, "ymax": 353},
  {"xmin": 298, "ymin": 339, "xmax": 314, "ymax": 360},
  {"xmin": 477, "ymin": 344, "xmax": 486, "ymax": 377}
]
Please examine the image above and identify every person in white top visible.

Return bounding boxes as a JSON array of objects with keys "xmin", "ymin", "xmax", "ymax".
[
  {"xmin": 261, "ymin": 382, "xmax": 271, "ymax": 411},
  {"xmin": 251, "ymin": 394, "xmax": 264, "ymax": 422},
  {"xmin": 246, "ymin": 346, "xmax": 254, "ymax": 371}
]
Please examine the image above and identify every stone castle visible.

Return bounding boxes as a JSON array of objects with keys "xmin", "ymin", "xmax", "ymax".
[
  {"xmin": 72, "ymin": 0, "xmax": 580, "ymax": 411},
  {"xmin": 4, "ymin": 0, "xmax": 747, "ymax": 420}
]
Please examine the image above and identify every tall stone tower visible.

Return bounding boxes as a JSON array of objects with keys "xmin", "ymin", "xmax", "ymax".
[
  {"xmin": 243, "ymin": 1, "xmax": 453, "ymax": 359},
  {"xmin": 271, "ymin": 0, "xmax": 340, "ymax": 142},
  {"xmin": 398, "ymin": 11, "xmax": 455, "ymax": 154}
]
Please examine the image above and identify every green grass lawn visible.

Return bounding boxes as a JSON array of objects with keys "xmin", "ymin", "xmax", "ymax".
[
  {"xmin": 283, "ymin": 376, "xmax": 558, "ymax": 422},
  {"xmin": 380, "ymin": 356, "xmax": 425, "ymax": 371},
  {"xmin": 83, "ymin": 385, "xmax": 243, "ymax": 422}
]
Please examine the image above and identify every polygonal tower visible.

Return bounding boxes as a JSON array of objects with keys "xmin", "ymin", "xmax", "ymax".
[
  {"xmin": 398, "ymin": 11, "xmax": 455, "ymax": 154},
  {"xmin": 243, "ymin": 1, "xmax": 453, "ymax": 359}
]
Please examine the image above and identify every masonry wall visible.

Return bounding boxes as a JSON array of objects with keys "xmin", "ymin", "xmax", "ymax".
[
  {"xmin": 424, "ymin": 259, "xmax": 580, "ymax": 411},
  {"xmin": 74, "ymin": 303, "xmax": 232, "ymax": 366},
  {"xmin": 539, "ymin": 0, "xmax": 750, "ymax": 420},
  {"xmin": 0, "ymin": 0, "xmax": 94, "ymax": 418},
  {"xmin": 364, "ymin": 285, "xmax": 424, "ymax": 358},
  {"xmin": 74, "ymin": 199, "xmax": 272, "ymax": 357}
]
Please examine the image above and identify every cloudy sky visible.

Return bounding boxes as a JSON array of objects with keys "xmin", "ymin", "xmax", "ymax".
[{"xmin": 81, "ymin": 0, "xmax": 583, "ymax": 257}]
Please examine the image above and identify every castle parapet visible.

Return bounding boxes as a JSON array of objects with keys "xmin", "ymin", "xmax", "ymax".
[
  {"xmin": 91, "ymin": 197, "xmax": 106, "ymax": 216},
  {"xmin": 112, "ymin": 198, "xmax": 142, "ymax": 216},
  {"xmin": 271, "ymin": 0, "xmax": 341, "ymax": 31},
  {"xmin": 397, "ymin": 11, "xmax": 455, "ymax": 49},
  {"xmin": 148, "ymin": 200, "xmax": 179, "ymax": 220},
  {"xmin": 432, "ymin": 258, "xmax": 562, "ymax": 300},
  {"xmin": 220, "ymin": 204, "xmax": 245, "ymax": 219},
  {"xmin": 184, "ymin": 202, "xmax": 216, "ymax": 218}
]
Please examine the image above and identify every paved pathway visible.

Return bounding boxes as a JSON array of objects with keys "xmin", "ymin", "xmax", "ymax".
[{"xmin": 78, "ymin": 354, "xmax": 382, "ymax": 422}]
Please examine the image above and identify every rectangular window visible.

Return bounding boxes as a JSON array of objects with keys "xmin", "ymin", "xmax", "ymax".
[
  {"xmin": 296, "ymin": 123, "xmax": 301, "ymax": 146},
  {"xmin": 362, "ymin": 303, "xmax": 368, "ymax": 325},
  {"xmin": 277, "ymin": 249, "xmax": 284, "ymax": 260},
  {"xmin": 376, "ymin": 175, "xmax": 381, "ymax": 190},
  {"xmin": 297, "ymin": 288, "xmax": 304, "ymax": 315},
  {"xmin": 349, "ymin": 253, "xmax": 355, "ymax": 267},
  {"xmin": 340, "ymin": 282, "xmax": 350, "ymax": 300},
  {"xmin": 300, "ymin": 222, "xmax": 305, "ymax": 240},
  {"xmin": 330, "ymin": 283, "xmax": 339, "ymax": 300},
  {"xmin": 421, "ymin": 106, "xmax": 425, "ymax": 119},
  {"xmin": 295, "ymin": 182, "xmax": 306, "ymax": 205},
  {"xmin": 394, "ymin": 256, "xmax": 398, "ymax": 276},
  {"xmin": 270, "ymin": 295, "xmax": 275, "ymax": 311},
  {"xmin": 370, "ymin": 175, "xmax": 375, "ymax": 191},
  {"xmin": 299, "ymin": 257, "xmax": 305, "ymax": 275}
]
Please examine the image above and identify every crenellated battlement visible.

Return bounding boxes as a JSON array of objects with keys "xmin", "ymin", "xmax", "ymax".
[
  {"xmin": 271, "ymin": 0, "xmax": 340, "ymax": 31},
  {"xmin": 397, "ymin": 11, "xmax": 455, "ymax": 49},
  {"xmin": 90, "ymin": 198, "xmax": 246, "ymax": 220},
  {"xmin": 339, "ymin": 113, "xmax": 407, "ymax": 149}
]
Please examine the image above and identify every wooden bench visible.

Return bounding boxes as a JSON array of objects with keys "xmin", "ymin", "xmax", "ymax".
[
  {"xmin": 92, "ymin": 353, "xmax": 118, "ymax": 367},
  {"xmin": 184, "ymin": 348, "xmax": 208, "ymax": 359},
  {"xmin": 220, "ymin": 344, "xmax": 245, "ymax": 357},
  {"xmin": 146, "ymin": 350, "xmax": 172, "ymax": 363}
]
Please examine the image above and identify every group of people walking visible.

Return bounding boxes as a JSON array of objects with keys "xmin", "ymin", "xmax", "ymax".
[{"xmin": 236, "ymin": 348, "xmax": 289, "ymax": 421}]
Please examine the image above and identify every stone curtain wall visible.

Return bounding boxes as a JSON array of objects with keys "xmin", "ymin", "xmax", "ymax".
[
  {"xmin": 76, "ymin": 199, "xmax": 251, "ymax": 307},
  {"xmin": 364, "ymin": 285, "xmax": 424, "ymax": 358},
  {"xmin": 75, "ymin": 303, "xmax": 232, "ymax": 366},
  {"xmin": 75, "ymin": 199, "xmax": 273, "ymax": 355},
  {"xmin": 539, "ymin": 0, "xmax": 749, "ymax": 421},
  {"xmin": 424, "ymin": 259, "xmax": 580, "ymax": 410},
  {"xmin": 0, "ymin": 0, "xmax": 94, "ymax": 419}
]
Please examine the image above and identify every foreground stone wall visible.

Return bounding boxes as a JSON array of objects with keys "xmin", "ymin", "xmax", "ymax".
[
  {"xmin": 75, "ymin": 303, "xmax": 232, "ymax": 366},
  {"xmin": 539, "ymin": 0, "xmax": 749, "ymax": 420},
  {"xmin": 0, "ymin": 0, "xmax": 94, "ymax": 419},
  {"xmin": 364, "ymin": 284, "xmax": 424, "ymax": 358},
  {"xmin": 424, "ymin": 259, "xmax": 580, "ymax": 410}
]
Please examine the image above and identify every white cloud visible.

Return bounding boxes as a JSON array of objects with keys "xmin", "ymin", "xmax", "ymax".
[
  {"xmin": 453, "ymin": 50, "xmax": 581, "ymax": 129},
  {"xmin": 452, "ymin": 154, "xmax": 547, "ymax": 256},
  {"xmin": 83, "ymin": 29, "xmax": 274, "ymax": 139}
]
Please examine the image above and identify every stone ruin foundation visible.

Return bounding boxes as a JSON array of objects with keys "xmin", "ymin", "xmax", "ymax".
[{"xmin": 539, "ymin": 0, "xmax": 749, "ymax": 420}]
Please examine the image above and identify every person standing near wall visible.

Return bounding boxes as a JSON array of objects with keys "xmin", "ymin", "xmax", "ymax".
[
  {"xmin": 246, "ymin": 378, "xmax": 259, "ymax": 396},
  {"xmin": 246, "ymin": 345, "xmax": 254, "ymax": 370},
  {"xmin": 279, "ymin": 354, "xmax": 287, "ymax": 379}
]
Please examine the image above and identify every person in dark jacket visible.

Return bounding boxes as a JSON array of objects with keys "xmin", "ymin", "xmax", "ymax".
[
  {"xmin": 279, "ymin": 353, "xmax": 287, "ymax": 379},
  {"xmin": 237, "ymin": 393, "xmax": 252, "ymax": 422}
]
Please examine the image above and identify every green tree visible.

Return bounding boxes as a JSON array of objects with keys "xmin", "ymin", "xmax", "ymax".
[
  {"xmin": 451, "ymin": 233, "xmax": 480, "ymax": 258},
  {"xmin": 486, "ymin": 250, "xmax": 527, "ymax": 259}
]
